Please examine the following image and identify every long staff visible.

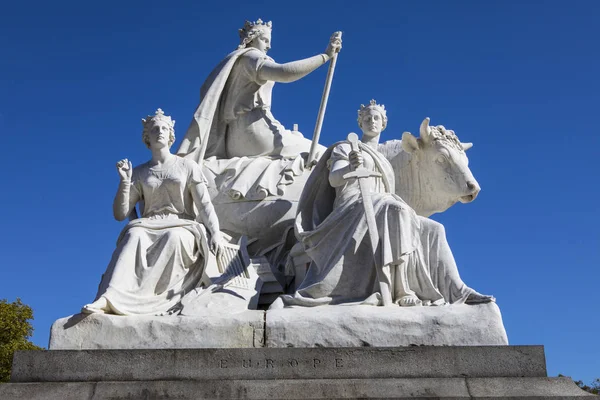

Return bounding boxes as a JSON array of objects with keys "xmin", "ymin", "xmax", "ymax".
[{"xmin": 307, "ymin": 31, "xmax": 342, "ymax": 167}]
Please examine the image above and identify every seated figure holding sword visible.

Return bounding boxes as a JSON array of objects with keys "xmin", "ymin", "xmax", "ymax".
[{"xmin": 275, "ymin": 100, "xmax": 494, "ymax": 308}]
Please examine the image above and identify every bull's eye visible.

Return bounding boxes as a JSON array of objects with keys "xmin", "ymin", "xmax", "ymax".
[{"xmin": 436, "ymin": 155, "xmax": 447, "ymax": 165}]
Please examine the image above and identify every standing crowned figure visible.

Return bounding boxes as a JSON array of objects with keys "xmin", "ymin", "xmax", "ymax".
[{"xmin": 275, "ymin": 101, "xmax": 494, "ymax": 308}]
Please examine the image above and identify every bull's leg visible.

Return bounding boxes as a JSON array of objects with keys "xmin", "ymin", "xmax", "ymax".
[{"xmin": 393, "ymin": 255, "xmax": 422, "ymax": 307}]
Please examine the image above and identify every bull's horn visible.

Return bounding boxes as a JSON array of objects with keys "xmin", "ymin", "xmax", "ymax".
[
  {"xmin": 420, "ymin": 117, "xmax": 431, "ymax": 144},
  {"xmin": 462, "ymin": 142, "xmax": 473, "ymax": 151}
]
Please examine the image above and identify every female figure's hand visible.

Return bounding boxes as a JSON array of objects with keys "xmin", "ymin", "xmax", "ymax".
[
  {"xmin": 116, "ymin": 159, "xmax": 133, "ymax": 182},
  {"xmin": 325, "ymin": 32, "xmax": 342, "ymax": 59},
  {"xmin": 349, "ymin": 150, "xmax": 363, "ymax": 170},
  {"xmin": 210, "ymin": 231, "xmax": 225, "ymax": 258}
]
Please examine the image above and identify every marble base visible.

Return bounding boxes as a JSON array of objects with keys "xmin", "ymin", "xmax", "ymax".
[
  {"xmin": 49, "ymin": 311, "xmax": 265, "ymax": 350},
  {"xmin": 4, "ymin": 347, "xmax": 595, "ymax": 399},
  {"xmin": 49, "ymin": 303, "xmax": 506, "ymax": 350},
  {"xmin": 2, "ymin": 378, "xmax": 595, "ymax": 400},
  {"xmin": 266, "ymin": 303, "xmax": 508, "ymax": 347}
]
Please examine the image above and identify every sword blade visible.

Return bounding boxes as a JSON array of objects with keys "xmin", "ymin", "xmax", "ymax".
[
  {"xmin": 356, "ymin": 173, "xmax": 393, "ymax": 306},
  {"xmin": 358, "ymin": 178, "xmax": 379, "ymax": 252}
]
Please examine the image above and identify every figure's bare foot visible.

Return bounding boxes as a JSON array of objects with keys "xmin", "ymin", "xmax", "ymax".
[
  {"xmin": 465, "ymin": 290, "xmax": 495, "ymax": 304},
  {"xmin": 81, "ymin": 297, "xmax": 111, "ymax": 314},
  {"xmin": 396, "ymin": 295, "xmax": 422, "ymax": 307}
]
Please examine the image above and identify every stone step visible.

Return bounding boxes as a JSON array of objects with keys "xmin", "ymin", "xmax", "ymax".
[
  {"xmin": 0, "ymin": 377, "xmax": 596, "ymax": 399},
  {"xmin": 11, "ymin": 346, "xmax": 545, "ymax": 383}
]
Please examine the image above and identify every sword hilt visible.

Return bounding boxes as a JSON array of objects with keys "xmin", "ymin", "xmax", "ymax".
[
  {"xmin": 347, "ymin": 132, "xmax": 361, "ymax": 154},
  {"xmin": 343, "ymin": 132, "xmax": 382, "ymax": 180}
]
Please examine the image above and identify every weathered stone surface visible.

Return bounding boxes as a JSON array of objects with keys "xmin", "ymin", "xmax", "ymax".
[
  {"xmin": 466, "ymin": 377, "xmax": 599, "ymax": 398},
  {"xmin": 11, "ymin": 346, "xmax": 545, "ymax": 383},
  {"xmin": 50, "ymin": 304, "xmax": 506, "ymax": 350},
  {"xmin": 1, "ymin": 378, "xmax": 596, "ymax": 399},
  {"xmin": 267, "ymin": 303, "xmax": 507, "ymax": 347},
  {"xmin": 49, "ymin": 311, "xmax": 265, "ymax": 350},
  {"xmin": 6, "ymin": 346, "xmax": 596, "ymax": 399}
]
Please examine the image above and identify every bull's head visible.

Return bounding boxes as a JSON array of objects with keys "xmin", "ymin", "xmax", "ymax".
[{"xmin": 398, "ymin": 117, "xmax": 480, "ymax": 217}]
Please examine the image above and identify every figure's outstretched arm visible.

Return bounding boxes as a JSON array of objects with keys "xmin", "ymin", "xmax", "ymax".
[
  {"xmin": 113, "ymin": 159, "xmax": 140, "ymax": 221},
  {"xmin": 258, "ymin": 55, "xmax": 330, "ymax": 83},
  {"xmin": 257, "ymin": 32, "xmax": 341, "ymax": 83}
]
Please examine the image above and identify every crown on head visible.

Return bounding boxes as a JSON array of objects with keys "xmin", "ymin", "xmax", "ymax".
[
  {"xmin": 141, "ymin": 108, "xmax": 175, "ymax": 130},
  {"xmin": 238, "ymin": 18, "xmax": 272, "ymax": 48},
  {"xmin": 357, "ymin": 99, "xmax": 388, "ymax": 129}
]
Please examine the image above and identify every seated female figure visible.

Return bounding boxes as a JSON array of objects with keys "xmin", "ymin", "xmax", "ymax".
[
  {"xmin": 82, "ymin": 109, "xmax": 224, "ymax": 315},
  {"xmin": 279, "ymin": 101, "xmax": 493, "ymax": 307},
  {"xmin": 177, "ymin": 19, "xmax": 341, "ymax": 161}
]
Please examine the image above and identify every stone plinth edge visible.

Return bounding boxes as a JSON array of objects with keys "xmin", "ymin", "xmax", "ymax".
[
  {"xmin": 49, "ymin": 311, "xmax": 265, "ymax": 350},
  {"xmin": 266, "ymin": 302, "xmax": 507, "ymax": 347},
  {"xmin": 12, "ymin": 346, "xmax": 544, "ymax": 382},
  {"xmin": 1, "ymin": 377, "xmax": 596, "ymax": 399}
]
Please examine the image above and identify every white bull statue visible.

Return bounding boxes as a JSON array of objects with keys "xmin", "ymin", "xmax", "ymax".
[{"xmin": 378, "ymin": 117, "xmax": 480, "ymax": 217}]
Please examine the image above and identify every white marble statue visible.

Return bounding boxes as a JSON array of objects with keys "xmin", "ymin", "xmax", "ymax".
[
  {"xmin": 177, "ymin": 18, "xmax": 340, "ymax": 162},
  {"xmin": 82, "ymin": 109, "xmax": 225, "ymax": 315},
  {"xmin": 276, "ymin": 100, "xmax": 494, "ymax": 308},
  {"xmin": 174, "ymin": 18, "xmax": 342, "ymax": 287}
]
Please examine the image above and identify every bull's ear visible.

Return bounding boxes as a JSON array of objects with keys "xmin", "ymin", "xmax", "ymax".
[
  {"xmin": 402, "ymin": 131, "xmax": 419, "ymax": 153},
  {"xmin": 461, "ymin": 142, "xmax": 473, "ymax": 151}
]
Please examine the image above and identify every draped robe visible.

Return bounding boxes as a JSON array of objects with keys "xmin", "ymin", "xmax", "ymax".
[
  {"xmin": 176, "ymin": 47, "xmax": 322, "ymax": 201},
  {"xmin": 94, "ymin": 157, "xmax": 212, "ymax": 315},
  {"xmin": 279, "ymin": 141, "xmax": 473, "ymax": 307}
]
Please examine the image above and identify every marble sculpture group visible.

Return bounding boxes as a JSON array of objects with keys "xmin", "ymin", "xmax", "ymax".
[{"xmin": 81, "ymin": 18, "xmax": 495, "ymax": 318}]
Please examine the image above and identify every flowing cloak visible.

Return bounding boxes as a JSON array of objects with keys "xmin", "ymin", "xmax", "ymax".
[
  {"xmin": 176, "ymin": 48, "xmax": 316, "ymax": 201},
  {"xmin": 279, "ymin": 141, "xmax": 473, "ymax": 307},
  {"xmin": 95, "ymin": 157, "xmax": 213, "ymax": 315},
  {"xmin": 176, "ymin": 48, "xmax": 254, "ymax": 162}
]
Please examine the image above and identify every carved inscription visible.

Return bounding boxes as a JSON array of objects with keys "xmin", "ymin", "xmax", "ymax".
[{"xmin": 217, "ymin": 357, "xmax": 345, "ymax": 370}]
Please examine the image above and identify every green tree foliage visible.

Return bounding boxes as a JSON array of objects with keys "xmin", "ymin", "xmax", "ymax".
[
  {"xmin": 574, "ymin": 378, "xmax": 600, "ymax": 395},
  {"xmin": 559, "ymin": 374, "xmax": 600, "ymax": 395},
  {"xmin": 0, "ymin": 298, "xmax": 43, "ymax": 383}
]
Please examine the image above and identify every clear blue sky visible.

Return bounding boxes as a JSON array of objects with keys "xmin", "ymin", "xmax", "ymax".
[{"xmin": 1, "ymin": 0, "xmax": 598, "ymax": 383}]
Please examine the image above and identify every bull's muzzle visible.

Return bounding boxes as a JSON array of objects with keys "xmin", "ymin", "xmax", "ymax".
[{"xmin": 460, "ymin": 181, "xmax": 480, "ymax": 203}]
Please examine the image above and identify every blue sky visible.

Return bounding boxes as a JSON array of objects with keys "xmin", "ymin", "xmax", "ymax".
[{"xmin": 1, "ymin": 0, "xmax": 598, "ymax": 383}]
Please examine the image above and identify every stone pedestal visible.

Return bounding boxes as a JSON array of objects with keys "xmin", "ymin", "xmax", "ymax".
[
  {"xmin": 49, "ymin": 303, "xmax": 506, "ymax": 350},
  {"xmin": 1, "ymin": 346, "xmax": 595, "ymax": 399},
  {"xmin": 267, "ymin": 302, "xmax": 508, "ymax": 347},
  {"xmin": 13, "ymin": 305, "xmax": 593, "ymax": 398},
  {"xmin": 49, "ymin": 311, "xmax": 265, "ymax": 350}
]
